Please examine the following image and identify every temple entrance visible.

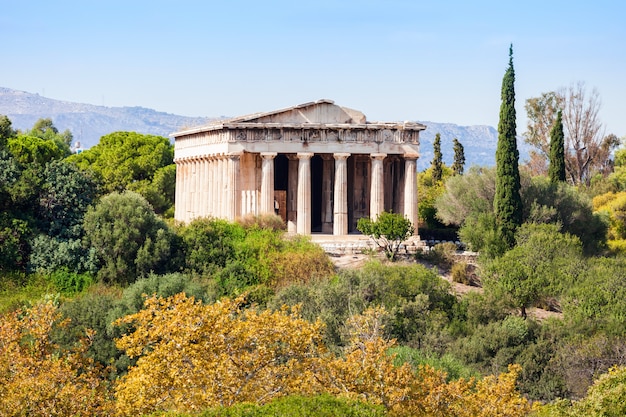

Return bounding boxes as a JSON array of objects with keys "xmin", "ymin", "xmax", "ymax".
[
  {"xmin": 311, "ymin": 155, "xmax": 323, "ymax": 232},
  {"xmin": 274, "ymin": 155, "xmax": 289, "ymax": 224}
]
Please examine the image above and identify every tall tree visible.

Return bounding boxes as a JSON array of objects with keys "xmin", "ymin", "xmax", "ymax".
[
  {"xmin": 494, "ymin": 45, "xmax": 523, "ymax": 249},
  {"xmin": 452, "ymin": 138, "xmax": 465, "ymax": 175},
  {"xmin": 431, "ymin": 133, "xmax": 443, "ymax": 182},
  {"xmin": 548, "ymin": 110, "xmax": 566, "ymax": 183},
  {"xmin": 524, "ymin": 82, "xmax": 619, "ymax": 185}
]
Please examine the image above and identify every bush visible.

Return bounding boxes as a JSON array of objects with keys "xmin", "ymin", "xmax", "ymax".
[
  {"xmin": 357, "ymin": 211, "xmax": 414, "ymax": 261},
  {"xmin": 193, "ymin": 394, "xmax": 386, "ymax": 417},
  {"xmin": 390, "ymin": 345, "xmax": 479, "ymax": 381},
  {"xmin": 29, "ymin": 235, "xmax": 97, "ymax": 274},
  {"xmin": 83, "ymin": 191, "xmax": 176, "ymax": 285},
  {"xmin": 237, "ymin": 212, "xmax": 286, "ymax": 231},
  {"xmin": 451, "ymin": 262, "xmax": 470, "ymax": 285},
  {"xmin": 48, "ymin": 268, "xmax": 93, "ymax": 295}
]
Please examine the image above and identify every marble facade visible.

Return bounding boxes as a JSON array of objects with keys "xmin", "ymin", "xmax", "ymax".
[{"xmin": 173, "ymin": 99, "xmax": 424, "ymax": 236}]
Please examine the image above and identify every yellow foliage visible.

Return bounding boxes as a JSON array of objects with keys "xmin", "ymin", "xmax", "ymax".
[
  {"xmin": 113, "ymin": 298, "xmax": 533, "ymax": 416},
  {"xmin": 0, "ymin": 300, "xmax": 114, "ymax": 416},
  {"xmin": 113, "ymin": 293, "xmax": 327, "ymax": 415}
]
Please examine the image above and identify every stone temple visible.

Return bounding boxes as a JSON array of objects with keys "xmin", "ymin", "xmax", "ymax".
[{"xmin": 173, "ymin": 99, "xmax": 424, "ymax": 237}]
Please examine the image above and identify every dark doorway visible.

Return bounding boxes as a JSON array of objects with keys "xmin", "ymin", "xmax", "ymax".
[
  {"xmin": 274, "ymin": 154, "xmax": 288, "ymax": 191},
  {"xmin": 311, "ymin": 155, "xmax": 323, "ymax": 232}
]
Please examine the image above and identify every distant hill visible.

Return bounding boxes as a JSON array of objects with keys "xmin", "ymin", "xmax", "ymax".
[
  {"xmin": 0, "ymin": 87, "xmax": 529, "ymax": 168},
  {"xmin": 416, "ymin": 122, "xmax": 531, "ymax": 170},
  {"xmin": 0, "ymin": 87, "xmax": 218, "ymax": 148}
]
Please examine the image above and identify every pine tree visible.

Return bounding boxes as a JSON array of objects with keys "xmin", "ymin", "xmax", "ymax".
[
  {"xmin": 494, "ymin": 44, "xmax": 523, "ymax": 249},
  {"xmin": 431, "ymin": 133, "xmax": 443, "ymax": 182},
  {"xmin": 548, "ymin": 109, "xmax": 566, "ymax": 183},
  {"xmin": 452, "ymin": 138, "xmax": 465, "ymax": 175}
]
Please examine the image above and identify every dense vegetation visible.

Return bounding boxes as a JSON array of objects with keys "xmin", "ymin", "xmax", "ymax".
[{"xmin": 2, "ymin": 53, "xmax": 626, "ymax": 416}]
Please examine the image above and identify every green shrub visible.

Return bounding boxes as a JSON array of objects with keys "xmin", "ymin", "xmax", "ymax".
[
  {"xmin": 390, "ymin": 345, "xmax": 479, "ymax": 381},
  {"xmin": 237, "ymin": 212, "xmax": 286, "ymax": 231},
  {"xmin": 192, "ymin": 394, "xmax": 386, "ymax": 417},
  {"xmin": 48, "ymin": 268, "xmax": 93, "ymax": 295},
  {"xmin": 451, "ymin": 262, "xmax": 470, "ymax": 285}
]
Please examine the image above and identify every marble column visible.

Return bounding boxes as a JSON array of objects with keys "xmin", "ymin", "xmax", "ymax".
[
  {"xmin": 296, "ymin": 152, "xmax": 313, "ymax": 235},
  {"xmin": 225, "ymin": 153, "xmax": 241, "ymax": 220},
  {"xmin": 333, "ymin": 153, "xmax": 350, "ymax": 235},
  {"xmin": 404, "ymin": 154, "xmax": 419, "ymax": 237},
  {"xmin": 370, "ymin": 153, "xmax": 386, "ymax": 220},
  {"xmin": 207, "ymin": 156, "xmax": 214, "ymax": 217},
  {"xmin": 174, "ymin": 159, "xmax": 183, "ymax": 221},
  {"xmin": 216, "ymin": 156, "xmax": 224, "ymax": 218},
  {"xmin": 260, "ymin": 152, "xmax": 277, "ymax": 214}
]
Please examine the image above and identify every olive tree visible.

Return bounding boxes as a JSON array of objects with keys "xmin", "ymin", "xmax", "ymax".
[{"xmin": 357, "ymin": 211, "xmax": 414, "ymax": 261}]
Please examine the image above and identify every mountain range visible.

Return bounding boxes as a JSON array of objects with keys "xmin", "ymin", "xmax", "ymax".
[{"xmin": 0, "ymin": 87, "xmax": 529, "ymax": 170}]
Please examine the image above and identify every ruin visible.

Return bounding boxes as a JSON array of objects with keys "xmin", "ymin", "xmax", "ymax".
[{"xmin": 173, "ymin": 99, "xmax": 424, "ymax": 237}]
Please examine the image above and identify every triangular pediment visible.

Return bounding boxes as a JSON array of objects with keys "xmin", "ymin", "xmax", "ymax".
[{"xmin": 228, "ymin": 99, "xmax": 367, "ymax": 125}]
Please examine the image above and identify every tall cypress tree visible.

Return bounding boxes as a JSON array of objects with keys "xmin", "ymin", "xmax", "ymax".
[
  {"xmin": 494, "ymin": 44, "xmax": 523, "ymax": 249},
  {"xmin": 548, "ymin": 109, "xmax": 566, "ymax": 183},
  {"xmin": 431, "ymin": 132, "xmax": 443, "ymax": 182},
  {"xmin": 452, "ymin": 138, "xmax": 465, "ymax": 175}
]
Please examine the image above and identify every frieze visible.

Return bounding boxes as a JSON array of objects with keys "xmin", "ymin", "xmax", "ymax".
[{"xmin": 175, "ymin": 126, "xmax": 421, "ymax": 148}]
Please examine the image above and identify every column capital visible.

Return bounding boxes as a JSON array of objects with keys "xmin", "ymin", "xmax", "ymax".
[
  {"xmin": 297, "ymin": 152, "xmax": 314, "ymax": 160},
  {"xmin": 333, "ymin": 152, "xmax": 351, "ymax": 160},
  {"xmin": 227, "ymin": 152, "xmax": 242, "ymax": 160},
  {"xmin": 260, "ymin": 152, "xmax": 277, "ymax": 159},
  {"xmin": 404, "ymin": 153, "xmax": 419, "ymax": 161},
  {"xmin": 371, "ymin": 153, "xmax": 387, "ymax": 160}
]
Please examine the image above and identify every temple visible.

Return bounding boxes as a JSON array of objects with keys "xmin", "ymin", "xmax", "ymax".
[{"xmin": 173, "ymin": 99, "xmax": 424, "ymax": 236}]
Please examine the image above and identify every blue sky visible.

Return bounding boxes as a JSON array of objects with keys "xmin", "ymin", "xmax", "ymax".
[{"xmin": 2, "ymin": 1, "xmax": 625, "ymax": 137}]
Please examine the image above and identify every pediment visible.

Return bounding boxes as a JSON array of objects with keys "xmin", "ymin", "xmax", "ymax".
[{"xmin": 228, "ymin": 99, "xmax": 367, "ymax": 125}]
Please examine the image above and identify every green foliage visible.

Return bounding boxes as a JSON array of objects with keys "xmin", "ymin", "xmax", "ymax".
[
  {"xmin": 271, "ymin": 261, "xmax": 457, "ymax": 350},
  {"xmin": 452, "ymin": 315, "xmax": 537, "ymax": 374},
  {"xmin": 439, "ymin": 168, "xmax": 605, "ymax": 256},
  {"xmin": 523, "ymin": 177, "xmax": 606, "ymax": 255},
  {"xmin": 570, "ymin": 365, "xmax": 626, "ymax": 416},
  {"xmin": 431, "ymin": 132, "xmax": 443, "ymax": 182},
  {"xmin": 549, "ymin": 110, "xmax": 566, "ymax": 183},
  {"xmin": 38, "ymin": 159, "xmax": 99, "ymax": 239},
  {"xmin": 452, "ymin": 137, "xmax": 465, "ymax": 175},
  {"xmin": 458, "ymin": 212, "xmax": 508, "ymax": 258},
  {"xmin": 55, "ymin": 286, "xmax": 121, "ymax": 374},
  {"xmin": 0, "ymin": 214, "xmax": 31, "ymax": 272},
  {"xmin": 357, "ymin": 211, "xmax": 414, "ymax": 260},
  {"xmin": 561, "ymin": 257, "xmax": 626, "ymax": 337},
  {"xmin": 68, "ymin": 131, "xmax": 174, "ymax": 213},
  {"xmin": 418, "ymin": 166, "xmax": 452, "ymax": 229},
  {"xmin": 48, "ymin": 268, "xmax": 94, "ymax": 295},
  {"xmin": 27, "ymin": 117, "xmax": 72, "ymax": 156},
  {"xmin": 483, "ymin": 223, "xmax": 583, "ymax": 317},
  {"xmin": 179, "ymin": 217, "xmax": 245, "ymax": 275},
  {"xmin": 435, "ymin": 166, "xmax": 499, "ymax": 227},
  {"xmin": 494, "ymin": 45, "xmax": 523, "ymax": 248},
  {"xmin": 187, "ymin": 394, "xmax": 386, "ymax": 417},
  {"xmin": 451, "ymin": 262, "xmax": 470, "ymax": 285},
  {"xmin": 0, "ymin": 272, "xmax": 54, "ymax": 313},
  {"xmin": 0, "ymin": 114, "xmax": 16, "ymax": 148},
  {"xmin": 390, "ymin": 345, "xmax": 479, "ymax": 381},
  {"xmin": 7, "ymin": 134, "xmax": 66, "ymax": 166},
  {"xmin": 83, "ymin": 191, "xmax": 176, "ymax": 284},
  {"xmin": 29, "ymin": 235, "xmax": 97, "ymax": 274}
]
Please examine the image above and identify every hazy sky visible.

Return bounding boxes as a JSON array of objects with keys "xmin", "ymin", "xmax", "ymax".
[{"xmin": 2, "ymin": 1, "xmax": 625, "ymax": 136}]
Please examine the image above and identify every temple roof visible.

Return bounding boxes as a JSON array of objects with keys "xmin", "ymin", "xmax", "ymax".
[{"xmin": 173, "ymin": 99, "xmax": 425, "ymax": 137}]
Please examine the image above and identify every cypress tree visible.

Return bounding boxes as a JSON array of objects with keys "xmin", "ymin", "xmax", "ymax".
[
  {"xmin": 494, "ymin": 44, "xmax": 523, "ymax": 249},
  {"xmin": 548, "ymin": 109, "xmax": 566, "ymax": 183},
  {"xmin": 431, "ymin": 133, "xmax": 443, "ymax": 182},
  {"xmin": 452, "ymin": 138, "xmax": 465, "ymax": 175}
]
